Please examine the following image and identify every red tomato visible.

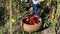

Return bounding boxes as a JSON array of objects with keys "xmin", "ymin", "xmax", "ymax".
[{"xmin": 24, "ymin": 16, "xmax": 40, "ymax": 25}]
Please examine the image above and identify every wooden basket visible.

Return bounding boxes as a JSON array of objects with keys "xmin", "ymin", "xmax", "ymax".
[{"xmin": 20, "ymin": 18, "xmax": 42, "ymax": 32}]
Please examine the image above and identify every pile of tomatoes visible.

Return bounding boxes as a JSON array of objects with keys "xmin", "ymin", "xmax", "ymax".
[{"xmin": 23, "ymin": 16, "xmax": 40, "ymax": 25}]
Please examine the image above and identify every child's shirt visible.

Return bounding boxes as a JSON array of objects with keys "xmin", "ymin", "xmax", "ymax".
[{"xmin": 32, "ymin": 0, "xmax": 39, "ymax": 4}]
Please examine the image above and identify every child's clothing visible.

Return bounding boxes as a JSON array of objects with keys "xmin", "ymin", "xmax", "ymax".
[
  {"xmin": 32, "ymin": 0, "xmax": 39, "ymax": 18},
  {"xmin": 32, "ymin": 0, "xmax": 39, "ymax": 14},
  {"xmin": 32, "ymin": 4, "xmax": 39, "ymax": 14},
  {"xmin": 29, "ymin": 0, "xmax": 40, "ymax": 18},
  {"xmin": 32, "ymin": 0, "xmax": 39, "ymax": 4}
]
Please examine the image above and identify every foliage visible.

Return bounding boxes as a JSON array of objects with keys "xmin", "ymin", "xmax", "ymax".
[{"xmin": 0, "ymin": 0, "xmax": 60, "ymax": 34}]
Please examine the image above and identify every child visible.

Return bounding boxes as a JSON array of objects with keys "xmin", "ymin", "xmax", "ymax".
[{"xmin": 29, "ymin": 0, "xmax": 40, "ymax": 18}]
